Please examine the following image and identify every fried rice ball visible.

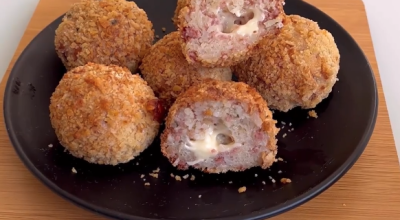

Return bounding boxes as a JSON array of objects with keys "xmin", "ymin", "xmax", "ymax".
[
  {"xmin": 161, "ymin": 79, "xmax": 279, "ymax": 173},
  {"xmin": 139, "ymin": 31, "xmax": 232, "ymax": 110},
  {"xmin": 49, "ymin": 63, "xmax": 164, "ymax": 165},
  {"xmin": 173, "ymin": 0, "xmax": 188, "ymax": 29},
  {"xmin": 178, "ymin": 0, "xmax": 285, "ymax": 67},
  {"xmin": 233, "ymin": 15, "xmax": 340, "ymax": 112},
  {"xmin": 54, "ymin": 0, "xmax": 154, "ymax": 72}
]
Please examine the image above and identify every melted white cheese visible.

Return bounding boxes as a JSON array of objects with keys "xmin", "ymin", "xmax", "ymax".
[
  {"xmin": 235, "ymin": 9, "xmax": 264, "ymax": 36},
  {"xmin": 185, "ymin": 122, "xmax": 234, "ymax": 165}
]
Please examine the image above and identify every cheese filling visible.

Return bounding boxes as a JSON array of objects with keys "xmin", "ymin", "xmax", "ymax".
[
  {"xmin": 184, "ymin": 121, "xmax": 235, "ymax": 165},
  {"xmin": 220, "ymin": 8, "xmax": 265, "ymax": 35}
]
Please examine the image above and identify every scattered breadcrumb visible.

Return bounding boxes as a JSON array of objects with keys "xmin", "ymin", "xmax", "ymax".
[
  {"xmin": 71, "ymin": 167, "xmax": 77, "ymax": 174},
  {"xmin": 162, "ymin": 27, "xmax": 166, "ymax": 32},
  {"xmin": 143, "ymin": 178, "xmax": 146, "ymax": 181},
  {"xmin": 281, "ymin": 178, "xmax": 292, "ymax": 184},
  {"xmin": 144, "ymin": 182, "xmax": 150, "ymax": 186},
  {"xmin": 153, "ymin": 168, "xmax": 160, "ymax": 173},
  {"xmin": 149, "ymin": 173, "xmax": 159, "ymax": 178},
  {"xmin": 175, "ymin": 175, "xmax": 182, "ymax": 181},
  {"xmin": 281, "ymin": 121, "xmax": 286, "ymax": 125},
  {"xmin": 48, "ymin": 144, "xmax": 53, "ymax": 148},
  {"xmin": 281, "ymin": 126, "xmax": 285, "ymax": 129},
  {"xmin": 156, "ymin": 35, "xmax": 160, "ymax": 39},
  {"xmin": 308, "ymin": 110, "xmax": 318, "ymax": 118},
  {"xmin": 268, "ymin": 176, "xmax": 272, "ymax": 180},
  {"xmin": 271, "ymin": 178, "xmax": 276, "ymax": 183},
  {"xmin": 170, "ymin": 173, "xmax": 175, "ymax": 178},
  {"xmin": 183, "ymin": 174, "xmax": 189, "ymax": 179},
  {"xmin": 136, "ymin": 162, "xmax": 139, "ymax": 165},
  {"xmin": 255, "ymin": 174, "xmax": 258, "ymax": 177},
  {"xmin": 140, "ymin": 174, "xmax": 145, "ymax": 179},
  {"xmin": 274, "ymin": 159, "xmax": 278, "ymax": 162},
  {"xmin": 278, "ymin": 170, "xmax": 282, "ymax": 174},
  {"xmin": 190, "ymin": 175, "xmax": 195, "ymax": 181},
  {"xmin": 289, "ymin": 123, "xmax": 292, "ymax": 126},
  {"xmin": 198, "ymin": 195, "xmax": 202, "ymax": 198},
  {"xmin": 238, "ymin": 186, "xmax": 247, "ymax": 193},
  {"xmin": 336, "ymin": 78, "xmax": 340, "ymax": 82},
  {"xmin": 282, "ymin": 133, "xmax": 287, "ymax": 138},
  {"xmin": 278, "ymin": 157, "xmax": 284, "ymax": 161},
  {"xmin": 262, "ymin": 181, "xmax": 266, "ymax": 185},
  {"xmin": 229, "ymin": 181, "xmax": 233, "ymax": 184}
]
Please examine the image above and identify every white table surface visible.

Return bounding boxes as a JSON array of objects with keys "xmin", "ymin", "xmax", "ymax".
[{"xmin": 1, "ymin": 0, "xmax": 399, "ymax": 162}]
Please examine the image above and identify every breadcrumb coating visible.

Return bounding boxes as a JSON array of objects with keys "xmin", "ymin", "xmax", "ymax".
[
  {"xmin": 233, "ymin": 15, "xmax": 340, "ymax": 112},
  {"xmin": 49, "ymin": 63, "xmax": 162, "ymax": 165},
  {"xmin": 161, "ymin": 79, "xmax": 279, "ymax": 173},
  {"xmin": 139, "ymin": 31, "xmax": 232, "ymax": 110},
  {"xmin": 173, "ymin": 0, "xmax": 189, "ymax": 29},
  {"xmin": 54, "ymin": 0, "xmax": 154, "ymax": 72}
]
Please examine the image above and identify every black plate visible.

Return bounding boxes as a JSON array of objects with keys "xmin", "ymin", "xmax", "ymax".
[{"xmin": 3, "ymin": 0, "xmax": 377, "ymax": 219}]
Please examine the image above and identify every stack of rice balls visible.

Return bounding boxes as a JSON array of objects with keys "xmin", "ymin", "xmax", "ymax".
[{"xmin": 50, "ymin": 0, "xmax": 340, "ymax": 173}]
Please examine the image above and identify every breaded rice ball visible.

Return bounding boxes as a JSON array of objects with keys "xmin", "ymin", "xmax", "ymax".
[
  {"xmin": 54, "ymin": 0, "xmax": 154, "ymax": 72},
  {"xmin": 173, "ymin": 0, "xmax": 188, "ymax": 29},
  {"xmin": 49, "ymin": 63, "xmax": 163, "ymax": 165},
  {"xmin": 178, "ymin": 0, "xmax": 285, "ymax": 67},
  {"xmin": 139, "ymin": 31, "xmax": 232, "ymax": 110},
  {"xmin": 233, "ymin": 15, "xmax": 340, "ymax": 112},
  {"xmin": 161, "ymin": 79, "xmax": 279, "ymax": 173}
]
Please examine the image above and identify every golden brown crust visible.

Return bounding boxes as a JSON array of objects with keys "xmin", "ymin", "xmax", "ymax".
[
  {"xmin": 233, "ymin": 15, "xmax": 340, "ymax": 112},
  {"xmin": 160, "ymin": 79, "xmax": 279, "ymax": 173},
  {"xmin": 54, "ymin": 0, "xmax": 154, "ymax": 72},
  {"xmin": 49, "ymin": 63, "xmax": 160, "ymax": 165},
  {"xmin": 139, "ymin": 31, "xmax": 232, "ymax": 110},
  {"xmin": 173, "ymin": 0, "xmax": 189, "ymax": 29}
]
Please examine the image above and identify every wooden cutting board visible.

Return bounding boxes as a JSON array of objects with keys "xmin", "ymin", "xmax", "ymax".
[{"xmin": 1, "ymin": 0, "xmax": 400, "ymax": 219}]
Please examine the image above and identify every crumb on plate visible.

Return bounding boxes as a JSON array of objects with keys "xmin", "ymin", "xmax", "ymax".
[
  {"xmin": 149, "ymin": 173, "xmax": 159, "ymax": 178},
  {"xmin": 281, "ymin": 178, "xmax": 292, "ymax": 184},
  {"xmin": 308, "ymin": 110, "xmax": 318, "ymax": 118},
  {"xmin": 238, "ymin": 186, "xmax": 246, "ymax": 193}
]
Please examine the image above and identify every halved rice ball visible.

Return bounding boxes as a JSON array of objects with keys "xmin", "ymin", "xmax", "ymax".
[
  {"xmin": 178, "ymin": 0, "xmax": 285, "ymax": 67},
  {"xmin": 161, "ymin": 79, "xmax": 279, "ymax": 173}
]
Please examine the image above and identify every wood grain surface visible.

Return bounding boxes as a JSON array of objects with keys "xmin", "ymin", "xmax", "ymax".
[{"xmin": 1, "ymin": 0, "xmax": 400, "ymax": 219}]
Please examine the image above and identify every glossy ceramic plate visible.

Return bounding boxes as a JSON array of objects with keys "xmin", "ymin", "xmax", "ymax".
[{"xmin": 3, "ymin": 0, "xmax": 377, "ymax": 219}]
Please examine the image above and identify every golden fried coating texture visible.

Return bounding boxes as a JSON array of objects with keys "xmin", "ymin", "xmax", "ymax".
[
  {"xmin": 233, "ymin": 15, "xmax": 340, "ymax": 112},
  {"xmin": 139, "ymin": 31, "xmax": 232, "ymax": 110},
  {"xmin": 54, "ymin": 0, "xmax": 154, "ymax": 72},
  {"xmin": 49, "ymin": 63, "xmax": 162, "ymax": 165},
  {"xmin": 161, "ymin": 79, "xmax": 279, "ymax": 173},
  {"xmin": 173, "ymin": 0, "xmax": 189, "ymax": 29}
]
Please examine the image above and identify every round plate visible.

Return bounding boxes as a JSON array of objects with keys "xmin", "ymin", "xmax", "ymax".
[{"xmin": 3, "ymin": 0, "xmax": 377, "ymax": 219}]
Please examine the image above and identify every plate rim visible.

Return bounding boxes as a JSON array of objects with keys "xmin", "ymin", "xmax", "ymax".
[{"xmin": 2, "ymin": 1, "xmax": 379, "ymax": 220}]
